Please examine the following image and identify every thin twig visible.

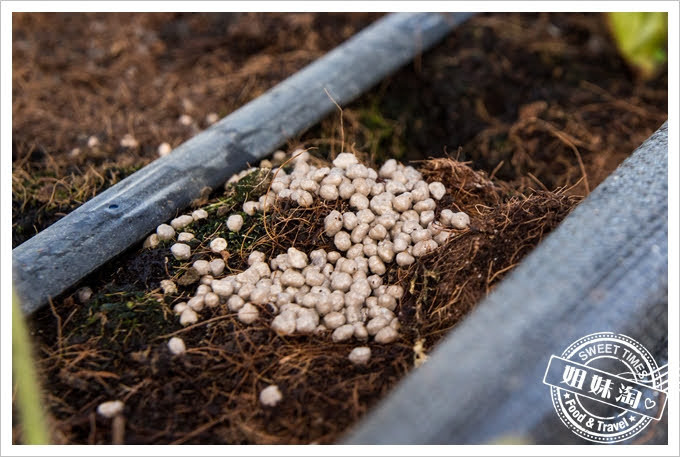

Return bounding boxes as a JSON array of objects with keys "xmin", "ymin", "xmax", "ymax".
[{"xmin": 324, "ymin": 87, "xmax": 345, "ymax": 155}]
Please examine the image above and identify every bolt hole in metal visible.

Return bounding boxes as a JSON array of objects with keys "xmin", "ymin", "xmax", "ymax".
[{"xmin": 108, "ymin": 204, "xmax": 119, "ymax": 210}]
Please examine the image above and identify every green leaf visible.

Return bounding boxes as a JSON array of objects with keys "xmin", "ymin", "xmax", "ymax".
[
  {"xmin": 607, "ymin": 12, "xmax": 668, "ymax": 79},
  {"xmin": 12, "ymin": 290, "xmax": 50, "ymax": 444}
]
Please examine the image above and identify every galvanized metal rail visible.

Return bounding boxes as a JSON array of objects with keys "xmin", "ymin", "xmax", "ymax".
[
  {"xmin": 12, "ymin": 12, "xmax": 474, "ymax": 314},
  {"xmin": 343, "ymin": 122, "xmax": 668, "ymax": 444}
]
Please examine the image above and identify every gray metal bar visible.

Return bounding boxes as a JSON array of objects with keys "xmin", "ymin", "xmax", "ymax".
[
  {"xmin": 343, "ymin": 122, "xmax": 668, "ymax": 444},
  {"xmin": 13, "ymin": 12, "xmax": 475, "ymax": 314}
]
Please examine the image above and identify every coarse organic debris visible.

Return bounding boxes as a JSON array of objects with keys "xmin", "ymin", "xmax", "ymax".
[
  {"xmin": 27, "ymin": 150, "xmax": 579, "ymax": 445},
  {"xmin": 16, "ymin": 12, "xmax": 667, "ymax": 445}
]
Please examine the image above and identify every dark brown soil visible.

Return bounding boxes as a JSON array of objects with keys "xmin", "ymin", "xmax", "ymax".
[
  {"xmin": 12, "ymin": 12, "xmax": 382, "ymax": 247},
  {"xmin": 306, "ymin": 13, "xmax": 666, "ymax": 193},
  {"xmin": 14, "ymin": 12, "xmax": 667, "ymax": 445}
]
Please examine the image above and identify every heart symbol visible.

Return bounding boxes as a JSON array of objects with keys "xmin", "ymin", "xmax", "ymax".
[{"xmin": 644, "ymin": 398, "xmax": 656, "ymax": 409}]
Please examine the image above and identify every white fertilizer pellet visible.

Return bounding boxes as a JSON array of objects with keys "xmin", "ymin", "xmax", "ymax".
[
  {"xmin": 177, "ymin": 232, "xmax": 194, "ymax": 242},
  {"xmin": 210, "ymin": 237, "xmax": 227, "ymax": 253},
  {"xmin": 179, "ymin": 308, "xmax": 198, "ymax": 326},
  {"xmin": 77, "ymin": 286, "xmax": 93, "ymax": 303},
  {"xmin": 156, "ymin": 224, "xmax": 175, "ymax": 241},
  {"xmin": 348, "ymin": 346, "xmax": 371, "ymax": 365},
  {"xmin": 205, "ymin": 112, "xmax": 219, "ymax": 125},
  {"xmin": 97, "ymin": 400, "xmax": 124, "ymax": 418},
  {"xmin": 87, "ymin": 136, "xmax": 100, "ymax": 148},
  {"xmin": 158, "ymin": 142, "xmax": 172, "ymax": 157},
  {"xmin": 160, "ymin": 280, "xmax": 177, "ymax": 295},
  {"xmin": 167, "ymin": 337, "xmax": 186, "ymax": 355},
  {"xmin": 149, "ymin": 151, "xmax": 467, "ymax": 348},
  {"xmin": 170, "ymin": 243, "xmax": 191, "ymax": 260},
  {"xmin": 120, "ymin": 134, "xmax": 139, "ymax": 149},
  {"xmin": 259, "ymin": 385, "xmax": 283, "ymax": 407},
  {"xmin": 227, "ymin": 214, "xmax": 244, "ymax": 232}
]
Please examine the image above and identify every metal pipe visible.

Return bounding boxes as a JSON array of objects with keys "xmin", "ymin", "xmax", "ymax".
[{"xmin": 13, "ymin": 12, "xmax": 475, "ymax": 314}]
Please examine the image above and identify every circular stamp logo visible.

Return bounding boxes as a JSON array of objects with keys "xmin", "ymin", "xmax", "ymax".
[{"xmin": 543, "ymin": 332, "xmax": 667, "ymax": 443}]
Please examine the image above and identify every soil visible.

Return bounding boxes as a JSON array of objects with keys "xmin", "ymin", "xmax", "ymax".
[
  {"xmin": 13, "ymin": 12, "xmax": 667, "ymax": 445},
  {"xmin": 12, "ymin": 12, "xmax": 382, "ymax": 247}
]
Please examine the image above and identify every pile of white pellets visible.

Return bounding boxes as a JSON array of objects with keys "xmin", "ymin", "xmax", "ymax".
[{"xmin": 145, "ymin": 151, "xmax": 469, "ymax": 366}]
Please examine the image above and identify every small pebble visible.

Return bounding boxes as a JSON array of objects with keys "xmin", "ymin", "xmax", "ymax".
[
  {"xmin": 353, "ymin": 322, "xmax": 369, "ymax": 340},
  {"xmin": 413, "ymin": 239, "xmax": 438, "ymax": 257},
  {"xmin": 296, "ymin": 308, "xmax": 319, "ymax": 334},
  {"xmin": 349, "ymin": 193, "xmax": 369, "ymax": 210},
  {"xmin": 386, "ymin": 285, "xmax": 404, "ymax": 299},
  {"xmin": 440, "ymin": 209, "xmax": 454, "ymax": 225},
  {"xmin": 330, "ymin": 272, "xmax": 352, "ymax": 292},
  {"xmin": 325, "ymin": 211, "xmax": 344, "ymax": 236}
]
